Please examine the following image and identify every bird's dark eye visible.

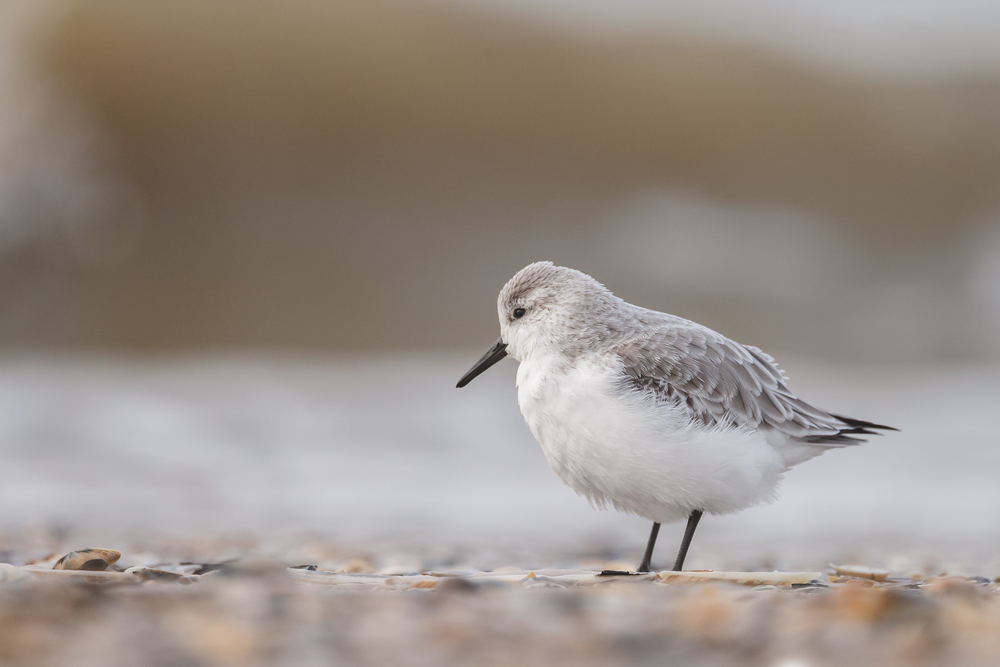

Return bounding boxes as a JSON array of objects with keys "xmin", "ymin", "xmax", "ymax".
[{"xmin": 513, "ymin": 307, "xmax": 526, "ymax": 319}]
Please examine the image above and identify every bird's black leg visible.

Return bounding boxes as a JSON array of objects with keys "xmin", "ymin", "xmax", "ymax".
[
  {"xmin": 598, "ymin": 521, "xmax": 662, "ymax": 576},
  {"xmin": 636, "ymin": 522, "xmax": 660, "ymax": 573},
  {"xmin": 672, "ymin": 510, "xmax": 703, "ymax": 571}
]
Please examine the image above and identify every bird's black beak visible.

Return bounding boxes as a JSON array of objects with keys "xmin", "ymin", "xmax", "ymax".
[{"xmin": 456, "ymin": 338, "xmax": 508, "ymax": 388}]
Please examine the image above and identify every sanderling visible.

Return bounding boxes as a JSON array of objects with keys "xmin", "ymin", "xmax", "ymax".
[{"xmin": 457, "ymin": 261, "xmax": 896, "ymax": 574}]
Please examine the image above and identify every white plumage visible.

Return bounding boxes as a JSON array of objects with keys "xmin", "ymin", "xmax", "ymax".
[
  {"xmin": 457, "ymin": 261, "xmax": 895, "ymax": 571},
  {"xmin": 515, "ymin": 349, "xmax": 783, "ymax": 524}
]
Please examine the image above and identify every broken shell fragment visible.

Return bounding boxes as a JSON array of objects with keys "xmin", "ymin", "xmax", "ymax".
[
  {"xmin": 831, "ymin": 564, "xmax": 890, "ymax": 581},
  {"xmin": 53, "ymin": 549, "xmax": 122, "ymax": 571},
  {"xmin": 125, "ymin": 567, "xmax": 198, "ymax": 584}
]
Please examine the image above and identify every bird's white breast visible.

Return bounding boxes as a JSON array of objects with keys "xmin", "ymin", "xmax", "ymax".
[{"xmin": 515, "ymin": 350, "xmax": 787, "ymax": 524}]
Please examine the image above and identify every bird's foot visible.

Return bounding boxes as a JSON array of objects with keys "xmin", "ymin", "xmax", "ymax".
[{"xmin": 598, "ymin": 569, "xmax": 645, "ymax": 576}]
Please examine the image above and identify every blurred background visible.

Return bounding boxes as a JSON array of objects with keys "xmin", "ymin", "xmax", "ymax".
[{"xmin": 1, "ymin": 0, "xmax": 998, "ymax": 567}]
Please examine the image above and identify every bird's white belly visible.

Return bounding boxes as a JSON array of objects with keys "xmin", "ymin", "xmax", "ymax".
[{"xmin": 516, "ymin": 353, "xmax": 786, "ymax": 524}]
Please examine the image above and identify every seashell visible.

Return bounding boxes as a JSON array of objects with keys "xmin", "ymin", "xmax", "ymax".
[
  {"xmin": 150, "ymin": 563, "xmax": 207, "ymax": 576},
  {"xmin": 53, "ymin": 549, "xmax": 122, "ymax": 571},
  {"xmin": 124, "ymin": 566, "xmax": 198, "ymax": 584},
  {"xmin": 831, "ymin": 564, "xmax": 889, "ymax": 581}
]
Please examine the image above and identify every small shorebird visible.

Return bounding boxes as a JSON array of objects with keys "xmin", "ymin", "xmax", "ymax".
[{"xmin": 456, "ymin": 262, "xmax": 896, "ymax": 574}]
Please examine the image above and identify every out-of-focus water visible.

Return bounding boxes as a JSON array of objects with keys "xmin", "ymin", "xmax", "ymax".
[{"xmin": 2, "ymin": 354, "xmax": 997, "ymax": 564}]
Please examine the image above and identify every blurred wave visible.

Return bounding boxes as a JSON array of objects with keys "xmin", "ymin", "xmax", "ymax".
[{"xmin": 0, "ymin": 0, "xmax": 997, "ymax": 359}]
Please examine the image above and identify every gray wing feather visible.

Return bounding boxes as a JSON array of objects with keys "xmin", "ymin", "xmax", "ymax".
[{"xmin": 613, "ymin": 316, "xmax": 875, "ymax": 445}]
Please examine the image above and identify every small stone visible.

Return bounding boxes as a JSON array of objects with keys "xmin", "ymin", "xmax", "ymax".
[{"xmin": 53, "ymin": 549, "xmax": 121, "ymax": 571}]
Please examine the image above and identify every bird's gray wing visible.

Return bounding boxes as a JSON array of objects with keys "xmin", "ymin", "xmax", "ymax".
[{"xmin": 612, "ymin": 318, "xmax": 888, "ymax": 445}]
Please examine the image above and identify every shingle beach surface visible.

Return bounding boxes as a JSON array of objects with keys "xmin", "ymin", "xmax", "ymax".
[{"xmin": 2, "ymin": 538, "xmax": 999, "ymax": 667}]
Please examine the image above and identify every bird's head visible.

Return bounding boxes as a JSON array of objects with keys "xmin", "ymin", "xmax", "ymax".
[{"xmin": 456, "ymin": 261, "xmax": 619, "ymax": 387}]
